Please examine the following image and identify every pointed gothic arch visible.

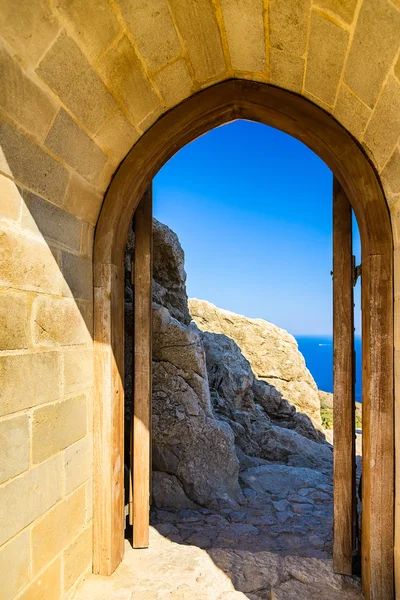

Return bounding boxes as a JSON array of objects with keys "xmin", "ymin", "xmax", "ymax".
[{"xmin": 93, "ymin": 79, "xmax": 394, "ymax": 600}]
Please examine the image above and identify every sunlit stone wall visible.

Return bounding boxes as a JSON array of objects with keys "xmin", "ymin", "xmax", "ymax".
[{"xmin": 0, "ymin": 0, "xmax": 399, "ymax": 598}]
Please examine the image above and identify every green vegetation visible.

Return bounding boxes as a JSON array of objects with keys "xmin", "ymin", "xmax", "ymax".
[
  {"xmin": 319, "ymin": 391, "xmax": 362, "ymax": 431},
  {"xmin": 321, "ymin": 406, "xmax": 334, "ymax": 430}
]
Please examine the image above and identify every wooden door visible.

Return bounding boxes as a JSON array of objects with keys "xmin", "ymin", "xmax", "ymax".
[
  {"xmin": 129, "ymin": 187, "xmax": 153, "ymax": 548},
  {"xmin": 332, "ymin": 178, "xmax": 357, "ymax": 575}
]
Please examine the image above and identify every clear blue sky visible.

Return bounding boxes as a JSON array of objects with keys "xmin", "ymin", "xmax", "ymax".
[{"xmin": 153, "ymin": 119, "xmax": 361, "ymax": 337}]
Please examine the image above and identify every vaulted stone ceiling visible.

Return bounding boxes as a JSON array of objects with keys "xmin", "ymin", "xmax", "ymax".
[{"xmin": 1, "ymin": 0, "xmax": 399, "ymax": 231}]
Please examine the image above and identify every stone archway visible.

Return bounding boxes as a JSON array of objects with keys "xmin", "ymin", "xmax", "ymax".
[{"xmin": 93, "ymin": 79, "xmax": 394, "ymax": 599}]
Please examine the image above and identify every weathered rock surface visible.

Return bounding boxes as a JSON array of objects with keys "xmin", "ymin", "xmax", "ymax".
[
  {"xmin": 240, "ymin": 464, "xmax": 330, "ymax": 496},
  {"xmin": 198, "ymin": 312, "xmax": 324, "ymax": 444},
  {"xmin": 152, "ymin": 219, "xmax": 191, "ymax": 325},
  {"xmin": 152, "ymin": 472, "xmax": 198, "ymax": 509},
  {"xmin": 152, "ymin": 304, "xmax": 243, "ymax": 508},
  {"xmin": 125, "ymin": 218, "xmax": 191, "ymax": 325},
  {"xmin": 189, "ymin": 298, "xmax": 323, "ymax": 429}
]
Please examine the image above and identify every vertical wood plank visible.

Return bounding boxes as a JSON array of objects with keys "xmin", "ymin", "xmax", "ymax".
[
  {"xmin": 131, "ymin": 188, "xmax": 152, "ymax": 548},
  {"xmin": 333, "ymin": 178, "xmax": 355, "ymax": 575},
  {"xmin": 93, "ymin": 263, "xmax": 125, "ymax": 575},
  {"xmin": 362, "ymin": 254, "xmax": 394, "ymax": 599}
]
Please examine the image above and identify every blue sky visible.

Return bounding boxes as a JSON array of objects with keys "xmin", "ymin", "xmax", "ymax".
[{"xmin": 153, "ymin": 119, "xmax": 361, "ymax": 337}]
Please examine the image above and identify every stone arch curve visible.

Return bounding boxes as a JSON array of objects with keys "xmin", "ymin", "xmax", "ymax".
[{"xmin": 93, "ymin": 80, "xmax": 394, "ymax": 599}]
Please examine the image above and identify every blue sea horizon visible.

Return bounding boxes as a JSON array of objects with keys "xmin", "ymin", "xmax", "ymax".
[{"xmin": 295, "ymin": 335, "xmax": 362, "ymax": 403}]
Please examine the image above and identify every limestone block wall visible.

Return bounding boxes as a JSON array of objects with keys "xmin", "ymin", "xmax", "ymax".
[{"xmin": 0, "ymin": 0, "xmax": 399, "ymax": 598}]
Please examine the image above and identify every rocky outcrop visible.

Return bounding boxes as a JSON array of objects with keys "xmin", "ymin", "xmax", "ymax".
[
  {"xmin": 152, "ymin": 305, "xmax": 243, "ymax": 507},
  {"xmin": 201, "ymin": 327, "xmax": 324, "ymax": 444},
  {"xmin": 126, "ymin": 220, "xmax": 243, "ymax": 508},
  {"xmin": 125, "ymin": 218, "xmax": 191, "ymax": 325},
  {"xmin": 189, "ymin": 298, "xmax": 323, "ymax": 430},
  {"xmin": 125, "ymin": 218, "xmax": 331, "ymax": 509}
]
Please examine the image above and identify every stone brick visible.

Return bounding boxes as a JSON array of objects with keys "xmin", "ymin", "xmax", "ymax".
[
  {"xmin": 137, "ymin": 106, "xmax": 164, "ymax": 133},
  {"xmin": 364, "ymin": 76, "xmax": 400, "ymax": 169},
  {"xmin": 269, "ymin": 0, "xmax": 310, "ymax": 56},
  {"xmin": 315, "ymin": 0, "xmax": 358, "ymax": 23},
  {"xmin": 77, "ymin": 299, "xmax": 93, "ymax": 337},
  {"xmin": 63, "ymin": 175, "xmax": 103, "ymax": 227},
  {"xmin": 32, "ymin": 485, "xmax": 86, "ymax": 574},
  {"xmin": 305, "ymin": 11, "xmax": 349, "ymax": 106},
  {"xmin": 344, "ymin": 0, "xmax": 400, "ymax": 108},
  {"xmin": 389, "ymin": 192, "xmax": 400, "ymax": 212},
  {"xmin": 396, "ymin": 55, "xmax": 400, "ymax": 82},
  {"xmin": 270, "ymin": 49, "xmax": 304, "ymax": 93},
  {"xmin": 220, "ymin": 0, "xmax": 266, "ymax": 72},
  {"xmin": 94, "ymin": 109, "xmax": 139, "ymax": 162},
  {"xmin": 63, "ymin": 348, "xmax": 94, "ymax": 394},
  {"xmin": 84, "ymin": 479, "xmax": 93, "ymax": 522},
  {"xmin": 32, "ymin": 296, "xmax": 91, "ymax": 347},
  {"xmin": 55, "ymin": 0, "xmax": 120, "ymax": 59},
  {"xmin": 37, "ymin": 31, "xmax": 116, "ymax": 133},
  {"xmin": 46, "ymin": 109, "xmax": 108, "ymax": 185},
  {"xmin": 0, "ymin": 290, "xmax": 30, "ymax": 350},
  {"xmin": 0, "ymin": 530, "xmax": 30, "ymax": 600},
  {"xmin": 0, "ymin": 351, "xmax": 61, "ymax": 417},
  {"xmin": 98, "ymin": 36, "xmax": 160, "ymax": 126},
  {"xmin": 0, "ymin": 229, "xmax": 61, "ymax": 294},
  {"xmin": 64, "ymin": 526, "xmax": 92, "ymax": 591},
  {"xmin": 0, "ymin": 0, "xmax": 60, "ymax": 67},
  {"xmin": 65, "ymin": 538, "xmax": 92, "ymax": 596},
  {"xmin": 86, "ymin": 389, "xmax": 94, "ymax": 433},
  {"xmin": 0, "ymin": 414, "xmax": 29, "ymax": 484},
  {"xmin": 0, "ymin": 455, "xmax": 62, "ymax": 546},
  {"xmin": 17, "ymin": 557, "xmax": 62, "ymax": 600},
  {"xmin": 0, "ymin": 175, "xmax": 21, "ymax": 221},
  {"xmin": 0, "ymin": 120, "xmax": 69, "ymax": 206},
  {"xmin": 304, "ymin": 90, "xmax": 332, "ymax": 112},
  {"xmin": 80, "ymin": 222, "xmax": 94, "ymax": 259},
  {"xmin": 21, "ymin": 190, "xmax": 82, "ymax": 251},
  {"xmin": 168, "ymin": 0, "xmax": 226, "ymax": 81},
  {"xmin": 62, "ymin": 251, "xmax": 92, "ymax": 300},
  {"xmin": 382, "ymin": 148, "xmax": 400, "ymax": 195},
  {"xmin": 64, "ymin": 434, "xmax": 93, "ymax": 495},
  {"xmin": 32, "ymin": 394, "xmax": 87, "ymax": 464},
  {"xmin": 391, "ymin": 196, "xmax": 400, "ymax": 248},
  {"xmin": 119, "ymin": 0, "xmax": 181, "ymax": 72},
  {"xmin": 154, "ymin": 59, "xmax": 194, "ymax": 108},
  {"xmin": 0, "ymin": 45, "xmax": 58, "ymax": 142},
  {"xmin": 334, "ymin": 85, "xmax": 371, "ymax": 139},
  {"xmin": 94, "ymin": 157, "xmax": 118, "ymax": 194}
]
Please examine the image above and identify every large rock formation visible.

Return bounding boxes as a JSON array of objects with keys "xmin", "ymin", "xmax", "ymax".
[
  {"xmin": 125, "ymin": 218, "xmax": 331, "ymax": 510},
  {"xmin": 152, "ymin": 305, "xmax": 243, "ymax": 507},
  {"xmin": 189, "ymin": 298, "xmax": 323, "ymax": 430}
]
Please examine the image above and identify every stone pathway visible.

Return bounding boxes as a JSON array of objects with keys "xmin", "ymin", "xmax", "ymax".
[{"xmin": 74, "ymin": 462, "xmax": 364, "ymax": 600}]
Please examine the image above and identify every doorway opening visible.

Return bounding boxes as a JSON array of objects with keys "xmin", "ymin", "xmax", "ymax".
[
  {"xmin": 123, "ymin": 120, "xmax": 365, "ymax": 598},
  {"xmin": 92, "ymin": 81, "xmax": 394, "ymax": 600}
]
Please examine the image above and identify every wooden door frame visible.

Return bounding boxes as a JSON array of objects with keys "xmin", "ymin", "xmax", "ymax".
[{"xmin": 93, "ymin": 79, "xmax": 394, "ymax": 599}]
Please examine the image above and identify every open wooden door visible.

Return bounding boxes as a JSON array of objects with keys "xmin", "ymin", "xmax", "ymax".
[
  {"xmin": 332, "ymin": 178, "xmax": 357, "ymax": 575},
  {"xmin": 129, "ymin": 187, "xmax": 153, "ymax": 548}
]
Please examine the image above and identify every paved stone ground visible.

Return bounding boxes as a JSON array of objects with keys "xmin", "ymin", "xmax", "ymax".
[{"xmin": 74, "ymin": 457, "xmax": 364, "ymax": 600}]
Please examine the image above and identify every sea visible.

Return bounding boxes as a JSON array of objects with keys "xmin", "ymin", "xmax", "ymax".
[{"xmin": 295, "ymin": 335, "xmax": 362, "ymax": 402}]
